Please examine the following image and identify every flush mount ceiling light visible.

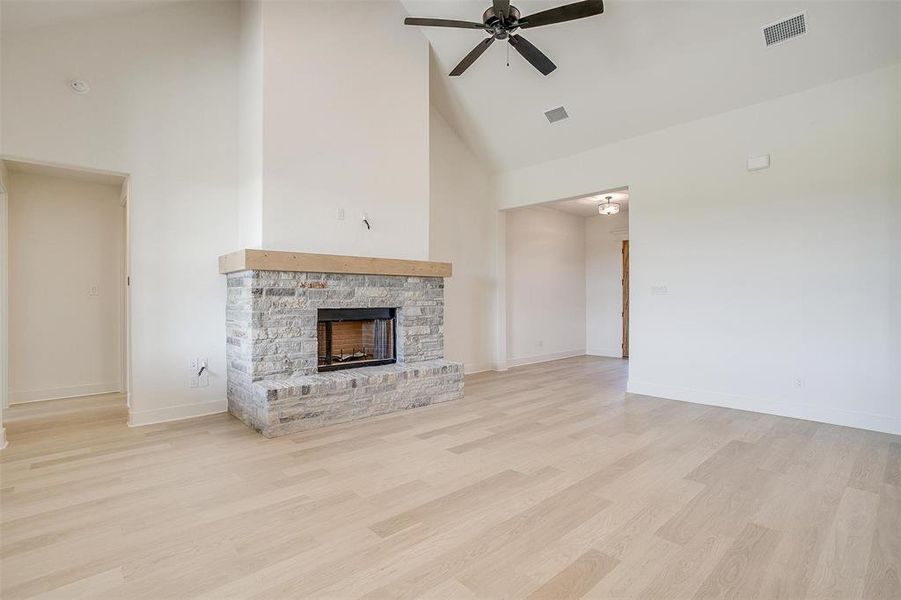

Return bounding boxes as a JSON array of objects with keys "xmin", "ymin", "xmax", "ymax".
[{"xmin": 598, "ymin": 195, "xmax": 620, "ymax": 215}]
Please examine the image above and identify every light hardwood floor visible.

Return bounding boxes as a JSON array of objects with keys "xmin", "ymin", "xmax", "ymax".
[{"xmin": 1, "ymin": 357, "xmax": 898, "ymax": 599}]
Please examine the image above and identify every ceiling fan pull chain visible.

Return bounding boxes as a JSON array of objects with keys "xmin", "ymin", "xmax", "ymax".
[{"xmin": 506, "ymin": 41, "xmax": 510, "ymax": 67}]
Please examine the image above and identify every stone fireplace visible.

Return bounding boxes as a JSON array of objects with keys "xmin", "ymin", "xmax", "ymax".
[{"xmin": 220, "ymin": 250, "xmax": 464, "ymax": 437}]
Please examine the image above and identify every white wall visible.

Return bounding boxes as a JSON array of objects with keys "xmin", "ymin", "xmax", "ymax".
[
  {"xmin": 1, "ymin": 1, "xmax": 240, "ymax": 425},
  {"xmin": 429, "ymin": 106, "xmax": 497, "ymax": 373},
  {"xmin": 495, "ymin": 65, "xmax": 901, "ymax": 434},
  {"xmin": 3, "ymin": 2, "xmax": 894, "ymax": 438},
  {"xmin": 505, "ymin": 206, "xmax": 586, "ymax": 366},
  {"xmin": 258, "ymin": 0, "xmax": 430, "ymax": 259},
  {"xmin": 0, "ymin": 162, "xmax": 8, "ymax": 447},
  {"xmin": 237, "ymin": 0, "xmax": 263, "ymax": 249},
  {"xmin": 0, "ymin": 0, "xmax": 437, "ymax": 428},
  {"xmin": 7, "ymin": 171, "xmax": 124, "ymax": 402},
  {"xmin": 585, "ymin": 211, "xmax": 628, "ymax": 358}
]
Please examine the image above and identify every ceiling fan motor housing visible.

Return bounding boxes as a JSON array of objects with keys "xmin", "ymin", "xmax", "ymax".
[
  {"xmin": 484, "ymin": 5, "xmax": 521, "ymax": 37},
  {"xmin": 483, "ymin": 5, "xmax": 521, "ymax": 25}
]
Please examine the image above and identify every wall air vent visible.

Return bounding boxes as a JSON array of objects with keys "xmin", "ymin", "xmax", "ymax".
[
  {"xmin": 763, "ymin": 12, "xmax": 807, "ymax": 47},
  {"xmin": 544, "ymin": 106, "xmax": 569, "ymax": 124}
]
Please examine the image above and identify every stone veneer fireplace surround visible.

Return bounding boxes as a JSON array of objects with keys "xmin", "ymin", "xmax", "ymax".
[{"xmin": 220, "ymin": 250, "xmax": 463, "ymax": 437}]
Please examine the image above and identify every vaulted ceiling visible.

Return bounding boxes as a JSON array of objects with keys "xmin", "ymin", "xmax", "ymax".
[
  {"xmin": 0, "ymin": 0, "xmax": 181, "ymax": 32},
  {"xmin": 404, "ymin": 1, "xmax": 901, "ymax": 172},
  {"xmin": 3, "ymin": 1, "xmax": 898, "ymax": 175}
]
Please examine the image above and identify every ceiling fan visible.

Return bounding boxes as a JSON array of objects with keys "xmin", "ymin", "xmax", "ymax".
[{"xmin": 404, "ymin": 0, "xmax": 604, "ymax": 76}]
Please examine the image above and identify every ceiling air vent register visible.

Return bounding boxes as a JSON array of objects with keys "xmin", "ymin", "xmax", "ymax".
[
  {"xmin": 545, "ymin": 106, "xmax": 569, "ymax": 124},
  {"xmin": 763, "ymin": 12, "xmax": 807, "ymax": 47}
]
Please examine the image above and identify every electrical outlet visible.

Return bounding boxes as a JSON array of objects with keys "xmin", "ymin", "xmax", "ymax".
[
  {"xmin": 88, "ymin": 284, "xmax": 99, "ymax": 296},
  {"xmin": 538, "ymin": 339, "xmax": 544, "ymax": 349},
  {"xmin": 793, "ymin": 377, "xmax": 805, "ymax": 389},
  {"xmin": 651, "ymin": 285, "xmax": 668, "ymax": 296},
  {"xmin": 198, "ymin": 358, "xmax": 209, "ymax": 388},
  {"xmin": 336, "ymin": 207, "xmax": 345, "ymax": 221},
  {"xmin": 189, "ymin": 358, "xmax": 210, "ymax": 388}
]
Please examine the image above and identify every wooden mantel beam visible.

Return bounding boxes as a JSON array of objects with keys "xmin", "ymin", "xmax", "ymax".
[{"xmin": 218, "ymin": 249, "xmax": 452, "ymax": 278}]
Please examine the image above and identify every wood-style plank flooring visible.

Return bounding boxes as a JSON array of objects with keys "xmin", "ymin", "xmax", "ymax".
[{"xmin": 1, "ymin": 356, "xmax": 898, "ymax": 599}]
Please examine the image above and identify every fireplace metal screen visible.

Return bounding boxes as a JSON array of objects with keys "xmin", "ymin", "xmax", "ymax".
[{"xmin": 317, "ymin": 308, "xmax": 396, "ymax": 372}]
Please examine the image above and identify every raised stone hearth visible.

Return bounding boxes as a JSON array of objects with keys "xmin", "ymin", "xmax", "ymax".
[{"xmin": 221, "ymin": 251, "xmax": 463, "ymax": 437}]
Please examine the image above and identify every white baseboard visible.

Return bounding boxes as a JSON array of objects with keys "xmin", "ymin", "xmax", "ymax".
[
  {"xmin": 128, "ymin": 399, "xmax": 227, "ymax": 427},
  {"xmin": 507, "ymin": 349, "xmax": 585, "ymax": 369},
  {"xmin": 463, "ymin": 362, "xmax": 494, "ymax": 375},
  {"xmin": 10, "ymin": 382, "xmax": 121, "ymax": 404},
  {"xmin": 627, "ymin": 379, "xmax": 901, "ymax": 436},
  {"xmin": 0, "ymin": 427, "xmax": 6, "ymax": 450},
  {"xmin": 586, "ymin": 348, "xmax": 624, "ymax": 359},
  {"xmin": 464, "ymin": 361, "xmax": 514, "ymax": 375}
]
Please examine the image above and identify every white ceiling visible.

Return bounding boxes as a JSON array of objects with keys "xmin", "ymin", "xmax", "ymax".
[
  {"xmin": 3, "ymin": 159, "xmax": 127, "ymax": 186},
  {"xmin": 3, "ymin": 1, "xmax": 897, "ymax": 175},
  {"xmin": 542, "ymin": 188, "xmax": 629, "ymax": 216},
  {"xmin": 405, "ymin": 0, "xmax": 901, "ymax": 172},
  {"xmin": 0, "ymin": 0, "xmax": 183, "ymax": 32}
]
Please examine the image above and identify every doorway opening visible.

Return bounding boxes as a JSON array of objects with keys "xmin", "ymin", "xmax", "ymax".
[
  {"xmin": 622, "ymin": 239, "xmax": 630, "ymax": 358},
  {"xmin": 1, "ymin": 159, "xmax": 130, "ymax": 437},
  {"xmin": 498, "ymin": 186, "xmax": 629, "ymax": 368}
]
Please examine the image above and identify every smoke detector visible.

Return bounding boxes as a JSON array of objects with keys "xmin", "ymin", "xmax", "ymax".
[
  {"xmin": 69, "ymin": 79, "xmax": 90, "ymax": 94},
  {"xmin": 544, "ymin": 106, "xmax": 569, "ymax": 124},
  {"xmin": 762, "ymin": 12, "xmax": 807, "ymax": 47}
]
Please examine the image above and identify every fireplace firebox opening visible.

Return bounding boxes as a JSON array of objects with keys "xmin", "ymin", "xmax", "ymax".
[{"xmin": 317, "ymin": 308, "xmax": 396, "ymax": 372}]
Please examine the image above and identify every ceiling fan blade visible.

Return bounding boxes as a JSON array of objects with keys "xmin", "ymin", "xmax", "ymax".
[
  {"xmin": 508, "ymin": 34, "xmax": 557, "ymax": 76},
  {"xmin": 519, "ymin": 0, "xmax": 604, "ymax": 29},
  {"xmin": 404, "ymin": 17, "xmax": 488, "ymax": 30},
  {"xmin": 493, "ymin": 0, "xmax": 511, "ymax": 22},
  {"xmin": 450, "ymin": 37, "xmax": 495, "ymax": 76}
]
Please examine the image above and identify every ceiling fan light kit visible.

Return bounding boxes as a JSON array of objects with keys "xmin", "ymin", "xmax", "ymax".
[{"xmin": 404, "ymin": 0, "xmax": 605, "ymax": 77}]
